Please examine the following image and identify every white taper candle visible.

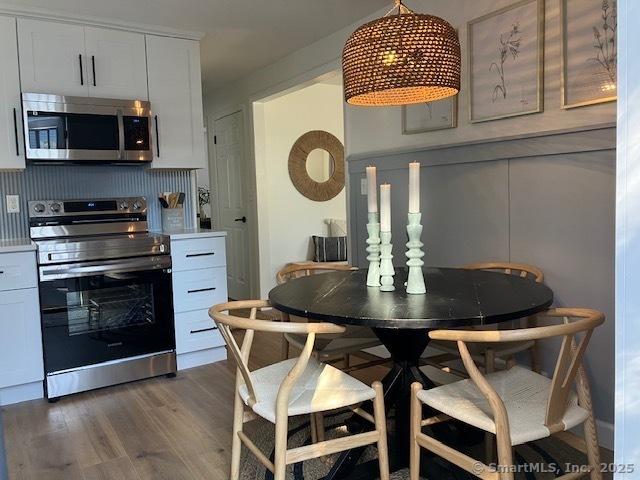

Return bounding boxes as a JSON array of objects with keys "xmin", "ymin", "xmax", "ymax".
[
  {"xmin": 409, "ymin": 162, "xmax": 420, "ymax": 214},
  {"xmin": 366, "ymin": 165, "xmax": 377, "ymax": 213},
  {"xmin": 380, "ymin": 183, "xmax": 391, "ymax": 232}
]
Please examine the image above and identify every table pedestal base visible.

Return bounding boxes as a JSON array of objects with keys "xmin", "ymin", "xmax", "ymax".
[{"xmin": 325, "ymin": 328, "xmax": 481, "ymax": 480}]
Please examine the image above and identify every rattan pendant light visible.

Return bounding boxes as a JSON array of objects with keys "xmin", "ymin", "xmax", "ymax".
[{"xmin": 342, "ymin": 0, "xmax": 461, "ymax": 107}]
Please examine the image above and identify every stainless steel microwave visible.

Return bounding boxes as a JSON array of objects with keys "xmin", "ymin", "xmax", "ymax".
[{"xmin": 22, "ymin": 93, "xmax": 153, "ymax": 164}]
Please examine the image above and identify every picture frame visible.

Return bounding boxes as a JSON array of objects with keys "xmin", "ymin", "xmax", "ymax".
[
  {"xmin": 402, "ymin": 96, "xmax": 458, "ymax": 134},
  {"xmin": 467, "ymin": 0, "xmax": 544, "ymax": 123},
  {"xmin": 561, "ymin": 0, "xmax": 617, "ymax": 109}
]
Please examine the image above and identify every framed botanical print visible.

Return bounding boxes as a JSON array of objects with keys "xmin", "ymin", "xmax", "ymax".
[
  {"xmin": 402, "ymin": 96, "xmax": 458, "ymax": 134},
  {"xmin": 468, "ymin": 0, "xmax": 544, "ymax": 123},
  {"xmin": 561, "ymin": 0, "xmax": 617, "ymax": 109}
]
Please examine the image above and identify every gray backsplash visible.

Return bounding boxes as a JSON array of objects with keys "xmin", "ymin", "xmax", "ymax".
[{"xmin": 0, "ymin": 165, "xmax": 195, "ymax": 239}]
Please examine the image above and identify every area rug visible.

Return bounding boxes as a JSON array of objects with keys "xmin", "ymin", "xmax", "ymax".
[{"xmin": 239, "ymin": 410, "xmax": 608, "ymax": 480}]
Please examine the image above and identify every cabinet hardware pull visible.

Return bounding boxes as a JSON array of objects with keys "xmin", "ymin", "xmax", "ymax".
[
  {"xmin": 0, "ymin": 271, "xmax": 4, "ymax": 274},
  {"xmin": 154, "ymin": 115, "xmax": 160, "ymax": 157},
  {"xmin": 234, "ymin": 216, "xmax": 247, "ymax": 223},
  {"xmin": 185, "ymin": 252, "xmax": 215, "ymax": 258},
  {"xmin": 91, "ymin": 55, "xmax": 97, "ymax": 86},
  {"xmin": 79, "ymin": 54, "xmax": 84, "ymax": 85},
  {"xmin": 190, "ymin": 326, "xmax": 217, "ymax": 334},
  {"xmin": 12, "ymin": 108, "xmax": 19, "ymax": 156},
  {"xmin": 187, "ymin": 287, "xmax": 216, "ymax": 294}
]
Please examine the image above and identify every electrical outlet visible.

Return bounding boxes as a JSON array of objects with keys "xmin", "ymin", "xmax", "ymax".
[
  {"xmin": 5, "ymin": 195, "xmax": 19, "ymax": 214},
  {"xmin": 361, "ymin": 178, "xmax": 368, "ymax": 195}
]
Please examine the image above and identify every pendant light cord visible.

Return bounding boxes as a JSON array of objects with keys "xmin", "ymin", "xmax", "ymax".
[{"xmin": 385, "ymin": 0, "xmax": 413, "ymax": 16}]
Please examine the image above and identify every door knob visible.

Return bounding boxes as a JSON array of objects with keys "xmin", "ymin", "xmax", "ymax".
[{"xmin": 234, "ymin": 216, "xmax": 247, "ymax": 223}]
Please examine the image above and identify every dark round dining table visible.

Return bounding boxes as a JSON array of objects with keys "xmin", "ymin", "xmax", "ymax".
[{"xmin": 269, "ymin": 267, "xmax": 553, "ymax": 479}]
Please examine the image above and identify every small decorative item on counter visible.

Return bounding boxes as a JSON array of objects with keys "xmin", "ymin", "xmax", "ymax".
[
  {"xmin": 159, "ymin": 191, "xmax": 185, "ymax": 232},
  {"xmin": 198, "ymin": 186, "xmax": 211, "ymax": 220}
]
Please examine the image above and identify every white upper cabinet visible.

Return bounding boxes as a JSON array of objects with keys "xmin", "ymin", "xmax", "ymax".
[
  {"xmin": 18, "ymin": 20, "xmax": 148, "ymax": 100},
  {"xmin": 0, "ymin": 16, "xmax": 25, "ymax": 170},
  {"xmin": 18, "ymin": 19, "xmax": 89, "ymax": 97},
  {"xmin": 146, "ymin": 35, "xmax": 206, "ymax": 169},
  {"xmin": 84, "ymin": 27, "xmax": 148, "ymax": 100}
]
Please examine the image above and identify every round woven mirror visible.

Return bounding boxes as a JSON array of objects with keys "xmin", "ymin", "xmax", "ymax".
[{"xmin": 288, "ymin": 131, "xmax": 345, "ymax": 202}]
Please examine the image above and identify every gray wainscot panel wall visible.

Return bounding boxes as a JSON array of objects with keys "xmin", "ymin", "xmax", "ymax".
[
  {"xmin": 348, "ymin": 124, "xmax": 616, "ymax": 443},
  {"xmin": 0, "ymin": 165, "xmax": 195, "ymax": 239}
]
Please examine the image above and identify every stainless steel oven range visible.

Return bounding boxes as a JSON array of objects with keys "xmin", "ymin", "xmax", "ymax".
[{"xmin": 29, "ymin": 197, "xmax": 176, "ymax": 401}]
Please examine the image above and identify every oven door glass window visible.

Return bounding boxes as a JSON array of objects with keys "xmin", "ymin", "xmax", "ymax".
[{"xmin": 39, "ymin": 267, "xmax": 174, "ymax": 373}]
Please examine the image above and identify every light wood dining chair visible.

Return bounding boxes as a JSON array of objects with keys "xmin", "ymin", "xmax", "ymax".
[
  {"xmin": 410, "ymin": 308, "xmax": 604, "ymax": 480},
  {"xmin": 210, "ymin": 300, "xmax": 390, "ymax": 480},
  {"xmin": 428, "ymin": 262, "xmax": 545, "ymax": 374},
  {"xmin": 277, "ymin": 263, "xmax": 386, "ymax": 372}
]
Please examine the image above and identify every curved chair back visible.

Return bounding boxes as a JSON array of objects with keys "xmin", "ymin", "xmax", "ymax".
[
  {"xmin": 462, "ymin": 262, "xmax": 544, "ymax": 283},
  {"xmin": 429, "ymin": 308, "xmax": 604, "ymax": 433},
  {"xmin": 276, "ymin": 262, "xmax": 357, "ymax": 285},
  {"xmin": 209, "ymin": 300, "xmax": 345, "ymax": 407}
]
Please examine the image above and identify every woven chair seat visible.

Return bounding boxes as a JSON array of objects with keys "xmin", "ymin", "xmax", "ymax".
[
  {"xmin": 417, "ymin": 366, "xmax": 589, "ymax": 446},
  {"xmin": 239, "ymin": 357, "xmax": 376, "ymax": 424},
  {"xmin": 285, "ymin": 326, "xmax": 381, "ymax": 358}
]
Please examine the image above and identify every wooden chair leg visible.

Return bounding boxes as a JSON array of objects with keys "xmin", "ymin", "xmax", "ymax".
[
  {"xmin": 310, "ymin": 414, "xmax": 318, "ymax": 444},
  {"xmin": 343, "ymin": 353, "xmax": 350, "ymax": 369},
  {"xmin": 576, "ymin": 366, "xmax": 602, "ymax": 480},
  {"xmin": 496, "ymin": 433, "xmax": 514, "ymax": 480},
  {"xmin": 372, "ymin": 381, "xmax": 390, "ymax": 480},
  {"xmin": 315, "ymin": 412, "xmax": 325, "ymax": 443},
  {"xmin": 230, "ymin": 391, "xmax": 244, "ymax": 480},
  {"xmin": 410, "ymin": 382, "xmax": 422, "ymax": 480},
  {"xmin": 506, "ymin": 356, "xmax": 517, "ymax": 369},
  {"xmin": 485, "ymin": 348, "xmax": 496, "ymax": 374},
  {"xmin": 529, "ymin": 341, "xmax": 541, "ymax": 373},
  {"xmin": 281, "ymin": 334, "xmax": 289, "ymax": 360},
  {"xmin": 274, "ymin": 413, "xmax": 288, "ymax": 480}
]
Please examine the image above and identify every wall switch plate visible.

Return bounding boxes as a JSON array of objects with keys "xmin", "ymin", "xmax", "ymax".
[
  {"xmin": 361, "ymin": 178, "xmax": 367, "ymax": 195},
  {"xmin": 6, "ymin": 195, "xmax": 19, "ymax": 214}
]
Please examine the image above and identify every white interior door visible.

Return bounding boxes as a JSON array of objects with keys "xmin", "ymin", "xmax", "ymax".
[
  {"xmin": 17, "ymin": 18, "xmax": 89, "ymax": 97},
  {"xmin": 214, "ymin": 111, "xmax": 251, "ymax": 299},
  {"xmin": 84, "ymin": 27, "xmax": 148, "ymax": 100}
]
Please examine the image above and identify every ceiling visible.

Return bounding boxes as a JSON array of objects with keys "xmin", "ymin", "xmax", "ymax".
[{"xmin": 1, "ymin": 0, "xmax": 390, "ymax": 90}]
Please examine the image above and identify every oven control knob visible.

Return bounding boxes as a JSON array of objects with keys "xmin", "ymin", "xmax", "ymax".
[
  {"xmin": 50, "ymin": 202, "xmax": 61, "ymax": 213},
  {"xmin": 119, "ymin": 201, "xmax": 129, "ymax": 210},
  {"xmin": 33, "ymin": 203, "xmax": 46, "ymax": 214},
  {"xmin": 132, "ymin": 201, "xmax": 142, "ymax": 211}
]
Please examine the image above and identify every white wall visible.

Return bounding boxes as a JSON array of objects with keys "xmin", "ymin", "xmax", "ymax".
[
  {"xmin": 615, "ymin": 0, "xmax": 639, "ymax": 467},
  {"xmin": 254, "ymin": 82, "xmax": 346, "ymax": 297}
]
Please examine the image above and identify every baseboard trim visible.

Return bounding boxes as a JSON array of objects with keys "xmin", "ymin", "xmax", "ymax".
[
  {"xmin": 177, "ymin": 347, "xmax": 227, "ymax": 371},
  {"xmin": 0, "ymin": 381, "xmax": 44, "ymax": 406}
]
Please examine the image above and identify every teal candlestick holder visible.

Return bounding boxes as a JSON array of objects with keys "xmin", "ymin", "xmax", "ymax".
[
  {"xmin": 405, "ymin": 212, "xmax": 426, "ymax": 294},
  {"xmin": 366, "ymin": 212, "xmax": 381, "ymax": 287},
  {"xmin": 379, "ymin": 230, "xmax": 395, "ymax": 291}
]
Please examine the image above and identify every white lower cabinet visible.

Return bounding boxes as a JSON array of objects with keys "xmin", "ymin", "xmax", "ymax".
[
  {"xmin": 0, "ymin": 251, "xmax": 44, "ymax": 406},
  {"xmin": 169, "ymin": 233, "xmax": 228, "ymax": 370}
]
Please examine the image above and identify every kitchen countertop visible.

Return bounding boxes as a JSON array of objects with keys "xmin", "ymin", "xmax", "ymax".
[
  {"xmin": 153, "ymin": 228, "xmax": 227, "ymax": 240},
  {"xmin": 0, "ymin": 238, "xmax": 37, "ymax": 254}
]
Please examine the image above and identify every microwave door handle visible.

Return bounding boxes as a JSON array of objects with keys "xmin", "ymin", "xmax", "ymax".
[{"xmin": 117, "ymin": 109, "xmax": 125, "ymax": 160}]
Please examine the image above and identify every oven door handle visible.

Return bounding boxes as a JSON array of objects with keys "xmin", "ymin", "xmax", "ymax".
[{"xmin": 39, "ymin": 256, "xmax": 172, "ymax": 281}]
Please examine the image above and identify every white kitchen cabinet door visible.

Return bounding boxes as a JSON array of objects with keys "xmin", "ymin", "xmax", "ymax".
[
  {"xmin": 146, "ymin": 35, "xmax": 206, "ymax": 169},
  {"xmin": 18, "ymin": 19, "xmax": 89, "ymax": 97},
  {"xmin": 0, "ymin": 289, "xmax": 44, "ymax": 389},
  {"xmin": 0, "ymin": 16, "xmax": 25, "ymax": 169},
  {"xmin": 84, "ymin": 27, "xmax": 148, "ymax": 100}
]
